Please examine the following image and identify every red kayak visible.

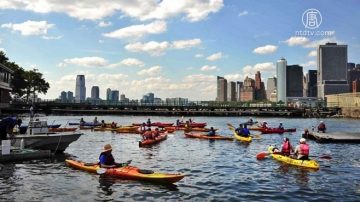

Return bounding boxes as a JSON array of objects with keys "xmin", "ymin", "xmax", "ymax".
[
  {"xmin": 177, "ymin": 122, "xmax": 207, "ymax": 128},
  {"xmin": 261, "ymin": 128, "xmax": 296, "ymax": 134},
  {"xmin": 184, "ymin": 133, "xmax": 233, "ymax": 140},
  {"xmin": 132, "ymin": 122, "xmax": 174, "ymax": 127},
  {"xmin": 165, "ymin": 127, "xmax": 216, "ymax": 132},
  {"xmin": 139, "ymin": 133, "xmax": 168, "ymax": 147}
]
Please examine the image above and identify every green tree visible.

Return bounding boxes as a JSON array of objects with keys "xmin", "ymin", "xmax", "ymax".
[{"xmin": 24, "ymin": 69, "xmax": 50, "ymax": 102}]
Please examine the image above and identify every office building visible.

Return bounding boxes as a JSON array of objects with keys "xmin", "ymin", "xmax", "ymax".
[
  {"xmin": 106, "ymin": 88, "xmax": 112, "ymax": 101},
  {"xmin": 236, "ymin": 81, "xmax": 243, "ymax": 101},
  {"xmin": 75, "ymin": 75, "xmax": 86, "ymax": 102},
  {"xmin": 348, "ymin": 68, "xmax": 360, "ymax": 92},
  {"xmin": 317, "ymin": 43, "xmax": 349, "ymax": 98},
  {"xmin": 286, "ymin": 65, "xmax": 303, "ymax": 97},
  {"xmin": 60, "ymin": 91, "xmax": 67, "ymax": 102},
  {"xmin": 91, "ymin": 86, "xmax": 100, "ymax": 99},
  {"xmin": 141, "ymin": 93, "xmax": 155, "ymax": 103},
  {"xmin": 111, "ymin": 90, "xmax": 119, "ymax": 101},
  {"xmin": 120, "ymin": 94, "xmax": 129, "ymax": 103},
  {"xmin": 165, "ymin": 97, "xmax": 189, "ymax": 105},
  {"xmin": 266, "ymin": 77, "xmax": 277, "ymax": 100},
  {"xmin": 307, "ymin": 70, "xmax": 317, "ymax": 97},
  {"xmin": 352, "ymin": 79, "xmax": 360, "ymax": 93},
  {"xmin": 216, "ymin": 76, "xmax": 227, "ymax": 101},
  {"xmin": 254, "ymin": 71, "xmax": 266, "ymax": 100},
  {"xmin": 67, "ymin": 91, "xmax": 74, "ymax": 102},
  {"xmin": 240, "ymin": 76, "xmax": 255, "ymax": 101},
  {"xmin": 276, "ymin": 58, "xmax": 287, "ymax": 103},
  {"xmin": 228, "ymin": 81, "xmax": 236, "ymax": 101}
]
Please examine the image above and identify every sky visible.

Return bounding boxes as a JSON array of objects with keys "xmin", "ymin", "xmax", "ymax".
[{"xmin": 0, "ymin": 0, "xmax": 359, "ymax": 100}]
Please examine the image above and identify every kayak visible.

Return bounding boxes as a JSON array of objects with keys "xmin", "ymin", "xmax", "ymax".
[
  {"xmin": 184, "ymin": 133, "xmax": 233, "ymax": 140},
  {"xmin": 268, "ymin": 146, "xmax": 319, "ymax": 170},
  {"xmin": 165, "ymin": 127, "xmax": 216, "ymax": 132},
  {"xmin": 69, "ymin": 122, "xmax": 102, "ymax": 127},
  {"xmin": 177, "ymin": 122, "xmax": 207, "ymax": 128},
  {"xmin": 65, "ymin": 159, "xmax": 184, "ymax": 184},
  {"xmin": 261, "ymin": 128, "xmax": 296, "ymax": 134},
  {"xmin": 233, "ymin": 132, "xmax": 252, "ymax": 142},
  {"xmin": 49, "ymin": 127, "xmax": 77, "ymax": 132},
  {"xmin": 93, "ymin": 127, "xmax": 118, "ymax": 132},
  {"xmin": 248, "ymin": 127, "xmax": 264, "ymax": 131},
  {"xmin": 139, "ymin": 133, "xmax": 167, "ymax": 147},
  {"xmin": 132, "ymin": 122, "xmax": 174, "ymax": 127},
  {"xmin": 116, "ymin": 126, "xmax": 139, "ymax": 133}
]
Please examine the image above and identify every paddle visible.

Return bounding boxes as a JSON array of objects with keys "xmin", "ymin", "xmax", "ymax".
[
  {"xmin": 227, "ymin": 123, "xmax": 261, "ymax": 139},
  {"xmin": 95, "ymin": 160, "xmax": 132, "ymax": 174}
]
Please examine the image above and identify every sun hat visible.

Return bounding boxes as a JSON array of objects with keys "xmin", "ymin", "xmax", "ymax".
[{"xmin": 103, "ymin": 144, "xmax": 112, "ymax": 152}]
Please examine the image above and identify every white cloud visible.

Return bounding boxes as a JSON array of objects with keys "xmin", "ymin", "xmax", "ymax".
[
  {"xmin": 42, "ymin": 35, "xmax": 62, "ymax": 40},
  {"xmin": 195, "ymin": 54, "xmax": 203, "ymax": 58},
  {"xmin": 308, "ymin": 50, "xmax": 317, "ymax": 57},
  {"xmin": 200, "ymin": 65, "xmax": 217, "ymax": 71},
  {"xmin": 0, "ymin": 48, "xmax": 5, "ymax": 53},
  {"xmin": 301, "ymin": 61, "xmax": 316, "ymax": 68},
  {"xmin": 1, "ymin": 20, "xmax": 54, "ymax": 36},
  {"xmin": 125, "ymin": 38, "xmax": 201, "ymax": 56},
  {"xmin": 206, "ymin": 52, "xmax": 223, "ymax": 61},
  {"xmin": 119, "ymin": 58, "xmax": 144, "ymax": 67},
  {"xmin": 98, "ymin": 21, "xmax": 112, "ymax": 27},
  {"xmin": 103, "ymin": 20, "xmax": 166, "ymax": 39},
  {"xmin": 224, "ymin": 74, "xmax": 242, "ymax": 81},
  {"xmin": 137, "ymin": 66, "xmax": 162, "ymax": 76},
  {"xmin": 283, "ymin": 36, "xmax": 310, "ymax": 46},
  {"xmin": 58, "ymin": 56, "xmax": 108, "ymax": 68},
  {"xmin": 242, "ymin": 62, "xmax": 275, "ymax": 77},
  {"xmin": 238, "ymin": 10, "xmax": 248, "ymax": 17},
  {"xmin": 303, "ymin": 37, "xmax": 337, "ymax": 48},
  {"xmin": 0, "ymin": 0, "xmax": 223, "ymax": 22},
  {"xmin": 125, "ymin": 41, "xmax": 170, "ymax": 56},
  {"xmin": 283, "ymin": 36, "xmax": 338, "ymax": 48},
  {"xmin": 253, "ymin": 45, "xmax": 278, "ymax": 55},
  {"xmin": 172, "ymin": 38, "xmax": 201, "ymax": 49}
]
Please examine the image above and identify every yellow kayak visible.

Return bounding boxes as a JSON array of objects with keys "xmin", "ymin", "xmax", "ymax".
[
  {"xmin": 233, "ymin": 132, "xmax": 252, "ymax": 142},
  {"xmin": 268, "ymin": 146, "xmax": 319, "ymax": 170}
]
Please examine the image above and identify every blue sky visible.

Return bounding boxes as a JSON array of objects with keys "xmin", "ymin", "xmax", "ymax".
[{"xmin": 0, "ymin": 0, "xmax": 359, "ymax": 100}]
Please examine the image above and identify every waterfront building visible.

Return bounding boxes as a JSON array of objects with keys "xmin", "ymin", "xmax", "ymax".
[
  {"xmin": 0, "ymin": 63, "xmax": 13, "ymax": 108},
  {"xmin": 236, "ymin": 81, "xmax": 243, "ymax": 101},
  {"xmin": 216, "ymin": 76, "xmax": 227, "ymax": 101},
  {"xmin": 307, "ymin": 70, "xmax": 317, "ymax": 97},
  {"xmin": 165, "ymin": 97, "xmax": 189, "ymax": 105},
  {"xmin": 276, "ymin": 58, "xmax": 287, "ymax": 103},
  {"xmin": 60, "ymin": 91, "xmax": 67, "ymax": 102},
  {"xmin": 91, "ymin": 86, "xmax": 100, "ymax": 99},
  {"xmin": 352, "ymin": 79, "xmax": 360, "ymax": 93},
  {"xmin": 286, "ymin": 65, "xmax": 303, "ymax": 97},
  {"xmin": 240, "ymin": 76, "xmax": 255, "ymax": 101},
  {"xmin": 75, "ymin": 75, "xmax": 86, "ymax": 102},
  {"xmin": 141, "ymin": 93, "xmax": 155, "ymax": 103},
  {"xmin": 228, "ymin": 81, "xmax": 237, "ymax": 101},
  {"xmin": 317, "ymin": 43, "xmax": 349, "ymax": 98},
  {"xmin": 111, "ymin": 90, "xmax": 119, "ymax": 101},
  {"xmin": 106, "ymin": 88, "xmax": 111, "ymax": 101},
  {"xmin": 67, "ymin": 91, "xmax": 74, "ymax": 102},
  {"xmin": 266, "ymin": 77, "xmax": 277, "ymax": 100},
  {"xmin": 347, "ymin": 62, "xmax": 356, "ymax": 70},
  {"xmin": 254, "ymin": 71, "xmax": 266, "ymax": 100},
  {"xmin": 120, "ymin": 94, "xmax": 130, "ymax": 103}
]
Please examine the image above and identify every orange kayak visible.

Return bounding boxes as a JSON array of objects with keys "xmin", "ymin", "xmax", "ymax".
[
  {"xmin": 139, "ymin": 134, "xmax": 167, "ymax": 147},
  {"xmin": 65, "ymin": 159, "xmax": 184, "ymax": 184},
  {"xmin": 184, "ymin": 133, "xmax": 233, "ymax": 140},
  {"xmin": 49, "ymin": 127, "xmax": 77, "ymax": 132},
  {"xmin": 165, "ymin": 127, "xmax": 216, "ymax": 132}
]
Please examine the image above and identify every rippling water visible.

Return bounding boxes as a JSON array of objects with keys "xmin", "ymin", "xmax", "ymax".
[{"xmin": 1, "ymin": 116, "xmax": 360, "ymax": 201}]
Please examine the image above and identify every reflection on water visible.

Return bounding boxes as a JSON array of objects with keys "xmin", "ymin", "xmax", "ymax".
[{"xmin": 0, "ymin": 116, "xmax": 360, "ymax": 201}]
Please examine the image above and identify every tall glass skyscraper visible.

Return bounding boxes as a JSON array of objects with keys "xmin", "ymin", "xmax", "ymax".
[
  {"xmin": 75, "ymin": 75, "xmax": 86, "ymax": 102},
  {"xmin": 276, "ymin": 58, "xmax": 287, "ymax": 103},
  {"xmin": 91, "ymin": 86, "xmax": 100, "ymax": 99}
]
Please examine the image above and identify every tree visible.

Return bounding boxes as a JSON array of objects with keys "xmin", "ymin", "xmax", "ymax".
[{"xmin": 24, "ymin": 69, "xmax": 50, "ymax": 102}]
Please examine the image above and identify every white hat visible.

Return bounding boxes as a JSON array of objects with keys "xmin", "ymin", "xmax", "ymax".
[
  {"xmin": 320, "ymin": 121, "xmax": 323, "ymax": 123},
  {"xmin": 300, "ymin": 138, "xmax": 306, "ymax": 143}
]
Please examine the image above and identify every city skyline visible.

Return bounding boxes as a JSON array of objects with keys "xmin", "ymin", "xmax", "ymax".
[{"xmin": 0, "ymin": 1, "xmax": 360, "ymax": 100}]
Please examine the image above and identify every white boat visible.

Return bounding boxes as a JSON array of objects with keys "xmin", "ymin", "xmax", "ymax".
[{"xmin": 12, "ymin": 120, "xmax": 83, "ymax": 153}]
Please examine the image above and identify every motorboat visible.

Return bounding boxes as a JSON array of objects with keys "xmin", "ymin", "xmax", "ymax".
[{"xmin": 12, "ymin": 120, "xmax": 83, "ymax": 153}]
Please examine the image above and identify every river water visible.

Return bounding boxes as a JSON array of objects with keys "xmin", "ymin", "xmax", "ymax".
[{"xmin": 1, "ymin": 115, "xmax": 360, "ymax": 201}]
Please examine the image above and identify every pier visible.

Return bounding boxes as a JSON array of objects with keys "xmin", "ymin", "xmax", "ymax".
[{"xmin": 305, "ymin": 132, "xmax": 360, "ymax": 143}]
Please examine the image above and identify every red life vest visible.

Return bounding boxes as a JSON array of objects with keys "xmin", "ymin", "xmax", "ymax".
[
  {"xmin": 299, "ymin": 143, "xmax": 309, "ymax": 156},
  {"xmin": 282, "ymin": 141, "xmax": 291, "ymax": 154}
]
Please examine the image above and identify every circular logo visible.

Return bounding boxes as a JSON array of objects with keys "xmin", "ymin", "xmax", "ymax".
[{"xmin": 302, "ymin": 8, "xmax": 322, "ymax": 29}]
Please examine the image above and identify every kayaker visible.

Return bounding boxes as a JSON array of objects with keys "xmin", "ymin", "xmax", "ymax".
[
  {"xmin": 293, "ymin": 138, "xmax": 310, "ymax": 160},
  {"xmin": 207, "ymin": 127, "xmax": 216, "ymax": 136},
  {"xmin": 235, "ymin": 124, "xmax": 244, "ymax": 135},
  {"xmin": 247, "ymin": 117, "xmax": 254, "ymax": 125},
  {"xmin": 317, "ymin": 121, "xmax": 326, "ymax": 133},
  {"xmin": 281, "ymin": 137, "xmax": 293, "ymax": 156},
  {"xmin": 141, "ymin": 122, "xmax": 146, "ymax": 131},
  {"xmin": 101, "ymin": 120, "xmax": 106, "ymax": 128},
  {"xmin": 147, "ymin": 118, "xmax": 151, "ymax": 127},
  {"xmin": 143, "ymin": 128, "xmax": 153, "ymax": 140},
  {"xmin": 261, "ymin": 121, "xmax": 268, "ymax": 128},
  {"xmin": 176, "ymin": 119, "xmax": 180, "ymax": 126},
  {"xmin": 185, "ymin": 121, "xmax": 192, "ymax": 129},
  {"xmin": 278, "ymin": 123, "xmax": 284, "ymax": 130},
  {"xmin": 241, "ymin": 125, "xmax": 250, "ymax": 137},
  {"xmin": 0, "ymin": 117, "xmax": 22, "ymax": 141},
  {"xmin": 93, "ymin": 117, "xmax": 98, "ymax": 124},
  {"xmin": 152, "ymin": 128, "xmax": 160, "ymax": 139},
  {"xmin": 302, "ymin": 129, "xmax": 310, "ymax": 138},
  {"xmin": 111, "ymin": 122, "xmax": 117, "ymax": 128},
  {"xmin": 188, "ymin": 118, "xmax": 193, "ymax": 123},
  {"xmin": 99, "ymin": 144, "xmax": 131, "ymax": 168},
  {"xmin": 80, "ymin": 118, "xmax": 85, "ymax": 126}
]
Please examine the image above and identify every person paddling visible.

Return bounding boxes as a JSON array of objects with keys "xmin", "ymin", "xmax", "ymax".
[
  {"xmin": 278, "ymin": 123, "xmax": 284, "ymax": 130},
  {"xmin": 235, "ymin": 124, "xmax": 244, "ymax": 135},
  {"xmin": 99, "ymin": 144, "xmax": 131, "ymax": 168},
  {"xmin": 80, "ymin": 118, "xmax": 85, "ymax": 126},
  {"xmin": 207, "ymin": 127, "xmax": 216, "ymax": 136},
  {"xmin": 146, "ymin": 118, "xmax": 151, "ymax": 127},
  {"xmin": 152, "ymin": 128, "xmax": 160, "ymax": 139},
  {"xmin": 317, "ymin": 121, "xmax": 326, "ymax": 133},
  {"xmin": 241, "ymin": 124, "xmax": 250, "ymax": 137},
  {"xmin": 281, "ymin": 137, "xmax": 293, "ymax": 156},
  {"xmin": 100, "ymin": 120, "xmax": 106, "ymax": 128},
  {"xmin": 247, "ymin": 117, "xmax": 254, "ymax": 125},
  {"xmin": 261, "ymin": 121, "xmax": 268, "ymax": 128},
  {"xmin": 302, "ymin": 129, "xmax": 310, "ymax": 138},
  {"xmin": 293, "ymin": 138, "xmax": 310, "ymax": 160},
  {"xmin": 111, "ymin": 122, "xmax": 117, "ymax": 129},
  {"xmin": 143, "ymin": 128, "xmax": 153, "ymax": 140}
]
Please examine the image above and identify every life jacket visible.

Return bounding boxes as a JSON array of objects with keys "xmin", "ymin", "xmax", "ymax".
[
  {"xmin": 299, "ymin": 143, "xmax": 309, "ymax": 156},
  {"xmin": 152, "ymin": 131, "xmax": 160, "ymax": 138},
  {"xmin": 144, "ymin": 131, "xmax": 153, "ymax": 139},
  {"xmin": 282, "ymin": 141, "xmax": 291, "ymax": 154},
  {"xmin": 99, "ymin": 152, "xmax": 115, "ymax": 166},
  {"xmin": 318, "ymin": 123, "xmax": 326, "ymax": 130}
]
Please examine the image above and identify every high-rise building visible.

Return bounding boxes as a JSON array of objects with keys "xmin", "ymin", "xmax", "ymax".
[
  {"xmin": 75, "ymin": 75, "xmax": 86, "ymax": 102},
  {"xmin": 216, "ymin": 76, "xmax": 227, "ymax": 101},
  {"xmin": 91, "ymin": 86, "xmax": 100, "ymax": 99},
  {"xmin": 141, "ymin": 92, "xmax": 155, "ymax": 103},
  {"xmin": 266, "ymin": 77, "xmax": 277, "ymax": 100},
  {"xmin": 60, "ymin": 91, "xmax": 67, "ymax": 102},
  {"xmin": 240, "ymin": 76, "xmax": 255, "ymax": 101},
  {"xmin": 347, "ymin": 62, "xmax": 356, "ymax": 70},
  {"xmin": 67, "ymin": 91, "xmax": 74, "ymax": 102},
  {"xmin": 303, "ymin": 75, "xmax": 308, "ymax": 97},
  {"xmin": 120, "ymin": 94, "xmax": 129, "ymax": 103},
  {"xmin": 106, "ymin": 88, "xmax": 112, "ymax": 101},
  {"xmin": 228, "ymin": 81, "xmax": 236, "ymax": 101},
  {"xmin": 236, "ymin": 81, "xmax": 243, "ymax": 101},
  {"xmin": 111, "ymin": 90, "xmax": 119, "ymax": 101},
  {"xmin": 348, "ymin": 68, "xmax": 360, "ymax": 92},
  {"xmin": 276, "ymin": 58, "xmax": 287, "ymax": 103},
  {"xmin": 254, "ymin": 71, "xmax": 266, "ymax": 100},
  {"xmin": 165, "ymin": 97, "xmax": 188, "ymax": 105},
  {"xmin": 286, "ymin": 65, "xmax": 303, "ymax": 97},
  {"xmin": 317, "ymin": 43, "xmax": 349, "ymax": 98},
  {"xmin": 307, "ymin": 70, "xmax": 317, "ymax": 97}
]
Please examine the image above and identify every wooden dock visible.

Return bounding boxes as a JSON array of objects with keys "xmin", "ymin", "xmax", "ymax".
[
  {"xmin": 304, "ymin": 132, "xmax": 360, "ymax": 143},
  {"xmin": 0, "ymin": 147, "xmax": 53, "ymax": 163}
]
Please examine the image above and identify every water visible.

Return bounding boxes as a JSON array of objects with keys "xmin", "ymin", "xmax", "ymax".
[{"xmin": 1, "ymin": 116, "xmax": 360, "ymax": 201}]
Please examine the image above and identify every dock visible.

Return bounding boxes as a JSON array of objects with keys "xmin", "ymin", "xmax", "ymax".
[
  {"xmin": 304, "ymin": 132, "xmax": 360, "ymax": 143},
  {"xmin": 0, "ymin": 147, "xmax": 53, "ymax": 163}
]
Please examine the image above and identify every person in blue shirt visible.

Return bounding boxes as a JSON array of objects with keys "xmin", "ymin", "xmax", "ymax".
[
  {"xmin": 235, "ymin": 124, "xmax": 244, "ymax": 135},
  {"xmin": 99, "ymin": 144, "xmax": 131, "ymax": 168},
  {"xmin": 146, "ymin": 118, "xmax": 151, "ymax": 127},
  {"xmin": 0, "ymin": 117, "xmax": 22, "ymax": 141},
  {"xmin": 278, "ymin": 123, "xmax": 284, "ymax": 130},
  {"xmin": 207, "ymin": 127, "xmax": 216, "ymax": 136},
  {"xmin": 241, "ymin": 124, "xmax": 250, "ymax": 137}
]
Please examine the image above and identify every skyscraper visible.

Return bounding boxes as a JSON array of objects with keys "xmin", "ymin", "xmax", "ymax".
[
  {"xmin": 60, "ymin": 91, "xmax": 67, "ymax": 102},
  {"xmin": 91, "ymin": 86, "xmax": 100, "ymax": 99},
  {"xmin": 266, "ymin": 77, "xmax": 277, "ymax": 100},
  {"xmin": 317, "ymin": 43, "xmax": 349, "ymax": 98},
  {"xmin": 307, "ymin": 70, "xmax": 317, "ymax": 97},
  {"xmin": 216, "ymin": 76, "xmax": 227, "ymax": 101},
  {"xmin": 254, "ymin": 71, "xmax": 266, "ymax": 100},
  {"xmin": 228, "ymin": 81, "xmax": 236, "ymax": 101},
  {"xmin": 236, "ymin": 81, "xmax": 243, "ymax": 101},
  {"xmin": 111, "ymin": 90, "xmax": 119, "ymax": 101},
  {"xmin": 67, "ymin": 91, "xmax": 74, "ymax": 102},
  {"xmin": 106, "ymin": 88, "xmax": 112, "ymax": 101},
  {"xmin": 276, "ymin": 58, "xmax": 287, "ymax": 103},
  {"xmin": 240, "ymin": 76, "xmax": 255, "ymax": 101},
  {"xmin": 286, "ymin": 65, "xmax": 303, "ymax": 97},
  {"xmin": 75, "ymin": 75, "xmax": 86, "ymax": 102}
]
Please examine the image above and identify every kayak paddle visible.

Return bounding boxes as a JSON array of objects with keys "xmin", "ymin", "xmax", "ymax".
[
  {"xmin": 309, "ymin": 155, "xmax": 332, "ymax": 159},
  {"xmin": 96, "ymin": 168, "xmax": 106, "ymax": 174},
  {"xmin": 256, "ymin": 151, "xmax": 269, "ymax": 160}
]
